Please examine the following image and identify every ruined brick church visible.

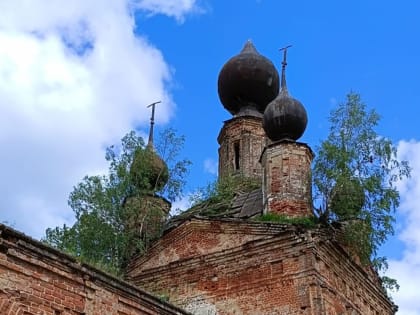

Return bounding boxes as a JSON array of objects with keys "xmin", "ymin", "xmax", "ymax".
[{"xmin": 0, "ymin": 41, "xmax": 396, "ymax": 314}]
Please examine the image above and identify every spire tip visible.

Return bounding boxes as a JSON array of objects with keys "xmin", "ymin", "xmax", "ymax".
[
  {"xmin": 278, "ymin": 45, "xmax": 292, "ymax": 93},
  {"xmin": 146, "ymin": 101, "xmax": 161, "ymax": 148}
]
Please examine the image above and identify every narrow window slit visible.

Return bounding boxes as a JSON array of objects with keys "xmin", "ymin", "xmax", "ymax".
[{"xmin": 234, "ymin": 141, "xmax": 240, "ymax": 170}]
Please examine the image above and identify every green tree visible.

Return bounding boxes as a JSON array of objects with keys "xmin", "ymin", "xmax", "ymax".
[
  {"xmin": 44, "ymin": 128, "xmax": 191, "ymax": 275},
  {"xmin": 313, "ymin": 92, "xmax": 410, "ymax": 282}
]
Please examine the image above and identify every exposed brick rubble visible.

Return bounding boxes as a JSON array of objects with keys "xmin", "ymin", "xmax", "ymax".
[{"xmin": 0, "ymin": 223, "xmax": 188, "ymax": 315}]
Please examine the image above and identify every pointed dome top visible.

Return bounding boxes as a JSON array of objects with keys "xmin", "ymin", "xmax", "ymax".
[
  {"xmin": 279, "ymin": 45, "xmax": 291, "ymax": 95},
  {"xmin": 130, "ymin": 102, "xmax": 169, "ymax": 192},
  {"xmin": 217, "ymin": 40, "xmax": 280, "ymax": 116},
  {"xmin": 263, "ymin": 46, "xmax": 308, "ymax": 141},
  {"xmin": 241, "ymin": 40, "xmax": 258, "ymax": 54}
]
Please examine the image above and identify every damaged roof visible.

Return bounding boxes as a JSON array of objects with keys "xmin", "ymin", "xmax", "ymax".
[{"xmin": 165, "ymin": 188, "xmax": 263, "ymax": 232}]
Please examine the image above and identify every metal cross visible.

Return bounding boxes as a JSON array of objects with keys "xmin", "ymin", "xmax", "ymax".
[
  {"xmin": 147, "ymin": 101, "xmax": 161, "ymax": 147},
  {"xmin": 279, "ymin": 45, "xmax": 292, "ymax": 67},
  {"xmin": 279, "ymin": 45, "xmax": 292, "ymax": 91}
]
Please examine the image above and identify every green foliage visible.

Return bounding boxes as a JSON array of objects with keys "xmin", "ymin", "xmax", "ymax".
[
  {"xmin": 156, "ymin": 128, "xmax": 192, "ymax": 202},
  {"xmin": 256, "ymin": 213, "xmax": 317, "ymax": 228},
  {"xmin": 189, "ymin": 175, "xmax": 261, "ymax": 214},
  {"xmin": 381, "ymin": 276, "xmax": 400, "ymax": 293},
  {"xmin": 130, "ymin": 147, "xmax": 169, "ymax": 192},
  {"xmin": 156, "ymin": 291, "xmax": 170, "ymax": 302},
  {"xmin": 44, "ymin": 129, "xmax": 190, "ymax": 275},
  {"xmin": 313, "ymin": 92, "xmax": 410, "ymax": 273},
  {"xmin": 330, "ymin": 178, "xmax": 365, "ymax": 219}
]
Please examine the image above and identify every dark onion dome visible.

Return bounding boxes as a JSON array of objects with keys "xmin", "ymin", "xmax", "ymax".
[
  {"xmin": 130, "ymin": 145, "xmax": 169, "ymax": 192},
  {"xmin": 218, "ymin": 40, "xmax": 280, "ymax": 116},
  {"xmin": 263, "ymin": 90, "xmax": 308, "ymax": 141},
  {"xmin": 330, "ymin": 177, "xmax": 365, "ymax": 219},
  {"xmin": 263, "ymin": 46, "xmax": 307, "ymax": 141}
]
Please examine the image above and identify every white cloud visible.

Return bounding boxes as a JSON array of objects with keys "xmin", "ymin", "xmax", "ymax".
[
  {"xmin": 171, "ymin": 195, "xmax": 191, "ymax": 216},
  {"xmin": 388, "ymin": 139, "xmax": 420, "ymax": 315},
  {"xmin": 204, "ymin": 158, "xmax": 218, "ymax": 175},
  {"xmin": 0, "ymin": 0, "xmax": 201, "ymax": 239},
  {"xmin": 135, "ymin": 0, "xmax": 204, "ymax": 22}
]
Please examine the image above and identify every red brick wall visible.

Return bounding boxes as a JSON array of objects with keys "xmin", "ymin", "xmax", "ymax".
[
  {"xmin": 128, "ymin": 220, "xmax": 396, "ymax": 315},
  {"xmin": 0, "ymin": 224, "xmax": 187, "ymax": 315},
  {"xmin": 261, "ymin": 141, "xmax": 314, "ymax": 217},
  {"xmin": 127, "ymin": 219, "xmax": 275, "ymax": 274},
  {"xmin": 129, "ymin": 225, "xmax": 313, "ymax": 314},
  {"xmin": 218, "ymin": 116, "xmax": 266, "ymax": 179},
  {"xmin": 312, "ymin": 235, "xmax": 397, "ymax": 314}
]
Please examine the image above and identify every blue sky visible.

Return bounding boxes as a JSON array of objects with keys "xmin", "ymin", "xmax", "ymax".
[
  {"xmin": 138, "ymin": 0, "xmax": 420, "ymax": 190},
  {"xmin": 0, "ymin": 1, "xmax": 419, "ymax": 313}
]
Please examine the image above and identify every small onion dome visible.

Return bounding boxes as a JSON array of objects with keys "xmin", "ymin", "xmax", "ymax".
[
  {"xmin": 218, "ymin": 40, "xmax": 279, "ymax": 116},
  {"xmin": 130, "ymin": 146, "xmax": 169, "ymax": 192},
  {"xmin": 330, "ymin": 178, "xmax": 365, "ymax": 219},
  {"xmin": 263, "ymin": 89, "xmax": 308, "ymax": 141}
]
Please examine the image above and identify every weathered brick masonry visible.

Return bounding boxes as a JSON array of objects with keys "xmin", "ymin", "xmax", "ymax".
[
  {"xmin": 261, "ymin": 141, "xmax": 314, "ymax": 217},
  {"xmin": 0, "ymin": 40, "xmax": 398, "ymax": 315},
  {"xmin": 0, "ymin": 224, "xmax": 188, "ymax": 315},
  {"xmin": 218, "ymin": 115, "xmax": 266, "ymax": 180},
  {"xmin": 127, "ymin": 218, "xmax": 395, "ymax": 314}
]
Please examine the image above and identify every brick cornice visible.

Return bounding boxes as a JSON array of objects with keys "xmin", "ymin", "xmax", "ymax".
[{"xmin": 0, "ymin": 223, "xmax": 189, "ymax": 315}]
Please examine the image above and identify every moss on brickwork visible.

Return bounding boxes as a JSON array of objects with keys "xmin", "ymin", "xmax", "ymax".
[{"xmin": 255, "ymin": 213, "xmax": 318, "ymax": 228}]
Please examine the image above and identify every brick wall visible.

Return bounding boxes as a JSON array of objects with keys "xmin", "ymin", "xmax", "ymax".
[
  {"xmin": 261, "ymin": 141, "xmax": 314, "ymax": 217},
  {"xmin": 129, "ymin": 222, "xmax": 313, "ymax": 314},
  {"xmin": 127, "ymin": 219, "xmax": 278, "ymax": 274},
  {"xmin": 312, "ymin": 232, "xmax": 397, "ymax": 314},
  {"xmin": 0, "ymin": 224, "xmax": 187, "ymax": 315},
  {"xmin": 217, "ymin": 116, "xmax": 266, "ymax": 180},
  {"xmin": 127, "ymin": 219, "xmax": 396, "ymax": 315}
]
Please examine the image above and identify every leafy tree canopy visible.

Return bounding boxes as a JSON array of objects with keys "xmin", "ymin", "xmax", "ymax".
[
  {"xmin": 44, "ymin": 128, "xmax": 191, "ymax": 275},
  {"xmin": 313, "ymin": 92, "xmax": 410, "ymax": 279}
]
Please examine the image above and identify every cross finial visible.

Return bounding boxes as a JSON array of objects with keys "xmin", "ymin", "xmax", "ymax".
[
  {"xmin": 146, "ymin": 101, "xmax": 161, "ymax": 148},
  {"xmin": 279, "ymin": 45, "xmax": 292, "ymax": 92}
]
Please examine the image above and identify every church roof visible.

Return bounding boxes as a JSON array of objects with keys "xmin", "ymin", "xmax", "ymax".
[{"xmin": 165, "ymin": 188, "xmax": 263, "ymax": 232}]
